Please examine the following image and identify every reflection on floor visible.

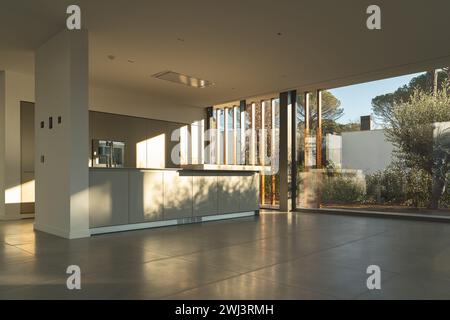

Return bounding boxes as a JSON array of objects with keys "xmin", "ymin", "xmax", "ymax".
[
  {"xmin": 1, "ymin": 211, "xmax": 450, "ymax": 299},
  {"xmin": 323, "ymin": 204, "xmax": 450, "ymax": 218}
]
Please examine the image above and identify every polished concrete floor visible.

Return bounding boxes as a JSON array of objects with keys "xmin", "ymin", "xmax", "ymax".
[{"xmin": 1, "ymin": 211, "xmax": 450, "ymax": 299}]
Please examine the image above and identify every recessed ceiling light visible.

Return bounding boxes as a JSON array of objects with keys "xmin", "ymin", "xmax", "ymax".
[
  {"xmin": 177, "ymin": 38, "xmax": 185, "ymax": 42},
  {"xmin": 107, "ymin": 55, "xmax": 115, "ymax": 60},
  {"xmin": 127, "ymin": 59, "xmax": 135, "ymax": 63},
  {"xmin": 152, "ymin": 71, "xmax": 214, "ymax": 88}
]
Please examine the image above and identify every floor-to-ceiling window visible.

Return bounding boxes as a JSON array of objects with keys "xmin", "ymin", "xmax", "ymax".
[
  {"xmin": 271, "ymin": 98, "xmax": 280, "ymax": 207},
  {"xmin": 244, "ymin": 102, "xmax": 252, "ymax": 165},
  {"xmin": 229, "ymin": 106, "xmax": 236, "ymax": 164},
  {"xmin": 218, "ymin": 109, "xmax": 225, "ymax": 164},
  {"xmin": 208, "ymin": 109, "xmax": 218, "ymax": 164},
  {"xmin": 295, "ymin": 68, "xmax": 450, "ymax": 217},
  {"xmin": 296, "ymin": 91, "xmax": 324, "ymax": 208},
  {"xmin": 235, "ymin": 106, "xmax": 242, "ymax": 164},
  {"xmin": 211, "ymin": 96, "xmax": 281, "ymax": 208},
  {"xmin": 258, "ymin": 98, "xmax": 280, "ymax": 207}
]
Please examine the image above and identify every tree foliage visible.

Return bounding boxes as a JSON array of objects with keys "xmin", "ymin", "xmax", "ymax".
[
  {"xmin": 384, "ymin": 87, "xmax": 450, "ymax": 173},
  {"xmin": 384, "ymin": 85, "xmax": 450, "ymax": 208},
  {"xmin": 372, "ymin": 68, "xmax": 450, "ymax": 124},
  {"xmin": 296, "ymin": 90, "xmax": 351, "ymax": 134},
  {"xmin": 297, "ymin": 90, "xmax": 344, "ymax": 123}
]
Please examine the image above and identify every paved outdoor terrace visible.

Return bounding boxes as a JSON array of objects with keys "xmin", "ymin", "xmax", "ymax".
[{"xmin": 1, "ymin": 211, "xmax": 450, "ymax": 299}]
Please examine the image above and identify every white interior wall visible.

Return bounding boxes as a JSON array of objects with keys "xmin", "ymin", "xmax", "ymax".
[
  {"xmin": 89, "ymin": 85, "xmax": 205, "ymax": 124},
  {"xmin": 0, "ymin": 71, "xmax": 34, "ymax": 220},
  {"xmin": 0, "ymin": 72, "xmax": 5, "ymax": 218}
]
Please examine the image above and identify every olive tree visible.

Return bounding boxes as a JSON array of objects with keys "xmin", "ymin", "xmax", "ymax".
[{"xmin": 384, "ymin": 85, "xmax": 450, "ymax": 208}]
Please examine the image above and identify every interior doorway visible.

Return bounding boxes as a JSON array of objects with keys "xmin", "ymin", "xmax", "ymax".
[{"xmin": 20, "ymin": 101, "xmax": 35, "ymax": 214}]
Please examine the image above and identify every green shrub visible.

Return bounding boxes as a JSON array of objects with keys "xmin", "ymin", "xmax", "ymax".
[
  {"xmin": 365, "ymin": 163, "xmax": 432, "ymax": 207},
  {"xmin": 404, "ymin": 168, "xmax": 431, "ymax": 208},
  {"xmin": 365, "ymin": 165, "xmax": 406, "ymax": 204},
  {"xmin": 321, "ymin": 176, "xmax": 365, "ymax": 204}
]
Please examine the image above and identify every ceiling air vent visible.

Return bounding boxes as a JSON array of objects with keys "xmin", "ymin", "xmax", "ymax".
[{"xmin": 152, "ymin": 71, "xmax": 214, "ymax": 88}]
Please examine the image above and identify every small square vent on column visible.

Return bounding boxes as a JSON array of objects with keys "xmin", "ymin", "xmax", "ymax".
[{"xmin": 151, "ymin": 71, "xmax": 214, "ymax": 88}]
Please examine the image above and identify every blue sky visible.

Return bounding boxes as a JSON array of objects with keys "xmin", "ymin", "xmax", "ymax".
[{"xmin": 329, "ymin": 72, "xmax": 425, "ymax": 125}]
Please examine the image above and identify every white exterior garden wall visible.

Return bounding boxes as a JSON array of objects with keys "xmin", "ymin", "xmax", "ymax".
[{"xmin": 341, "ymin": 129, "xmax": 394, "ymax": 174}]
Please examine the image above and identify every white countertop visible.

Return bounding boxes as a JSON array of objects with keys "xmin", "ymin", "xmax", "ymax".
[
  {"xmin": 180, "ymin": 164, "xmax": 270, "ymax": 172},
  {"xmin": 90, "ymin": 164, "xmax": 271, "ymax": 173}
]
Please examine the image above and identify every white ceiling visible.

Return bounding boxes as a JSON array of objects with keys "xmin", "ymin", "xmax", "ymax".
[{"xmin": 1, "ymin": 0, "xmax": 450, "ymax": 107}]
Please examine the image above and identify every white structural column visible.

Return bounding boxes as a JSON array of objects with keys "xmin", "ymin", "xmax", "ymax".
[
  {"xmin": 250, "ymin": 103, "xmax": 256, "ymax": 165},
  {"xmin": 224, "ymin": 108, "xmax": 229, "ymax": 165},
  {"xmin": 216, "ymin": 109, "xmax": 221, "ymax": 165},
  {"xmin": 34, "ymin": 30, "xmax": 90, "ymax": 239},
  {"xmin": 199, "ymin": 119, "xmax": 205, "ymax": 164}
]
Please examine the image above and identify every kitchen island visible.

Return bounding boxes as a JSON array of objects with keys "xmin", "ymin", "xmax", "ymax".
[{"xmin": 89, "ymin": 166, "xmax": 261, "ymax": 234}]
